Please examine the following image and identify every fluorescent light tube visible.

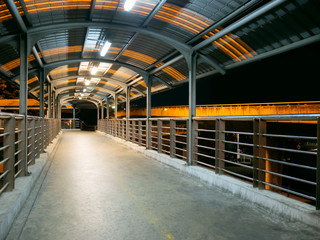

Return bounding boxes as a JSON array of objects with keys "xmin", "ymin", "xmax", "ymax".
[
  {"xmin": 100, "ymin": 41, "xmax": 112, "ymax": 57},
  {"xmin": 124, "ymin": 0, "xmax": 136, "ymax": 11}
]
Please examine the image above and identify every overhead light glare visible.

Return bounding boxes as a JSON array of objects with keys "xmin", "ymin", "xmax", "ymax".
[
  {"xmin": 100, "ymin": 41, "xmax": 112, "ymax": 57},
  {"xmin": 91, "ymin": 66, "xmax": 98, "ymax": 75},
  {"xmin": 124, "ymin": 0, "xmax": 136, "ymax": 11},
  {"xmin": 85, "ymin": 79, "xmax": 90, "ymax": 86}
]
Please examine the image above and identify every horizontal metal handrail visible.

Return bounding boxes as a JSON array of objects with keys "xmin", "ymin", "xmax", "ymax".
[
  {"xmin": 98, "ymin": 114, "xmax": 320, "ymax": 209},
  {"xmin": 0, "ymin": 112, "xmax": 61, "ymax": 197}
]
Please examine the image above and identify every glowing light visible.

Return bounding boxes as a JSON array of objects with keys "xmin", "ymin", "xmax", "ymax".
[
  {"xmin": 124, "ymin": 0, "xmax": 136, "ymax": 11},
  {"xmin": 85, "ymin": 80, "xmax": 90, "ymax": 86},
  {"xmin": 91, "ymin": 66, "xmax": 98, "ymax": 75},
  {"xmin": 100, "ymin": 41, "xmax": 112, "ymax": 57}
]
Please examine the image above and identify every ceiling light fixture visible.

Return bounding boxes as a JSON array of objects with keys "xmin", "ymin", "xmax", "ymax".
[
  {"xmin": 85, "ymin": 79, "xmax": 90, "ymax": 86},
  {"xmin": 100, "ymin": 41, "xmax": 112, "ymax": 57},
  {"xmin": 124, "ymin": 0, "xmax": 136, "ymax": 11},
  {"xmin": 91, "ymin": 66, "xmax": 98, "ymax": 75}
]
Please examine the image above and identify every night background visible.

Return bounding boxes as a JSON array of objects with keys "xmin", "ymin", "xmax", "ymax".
[{"xmin": 133, "ymin": 42, "xmax": 320, "ymax": 108}]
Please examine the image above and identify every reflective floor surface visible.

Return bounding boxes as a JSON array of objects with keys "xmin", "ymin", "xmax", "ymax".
[{"xmin": 6, "ymin": 130, "xmax": 320, "ymax": 240}]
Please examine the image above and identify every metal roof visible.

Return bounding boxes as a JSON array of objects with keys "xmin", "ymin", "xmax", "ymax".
[{"xmin": 0, "ymin": 0, "xmax": 319, "ymax": 106}]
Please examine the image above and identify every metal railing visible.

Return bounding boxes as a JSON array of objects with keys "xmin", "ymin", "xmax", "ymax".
[
  {"xmin": 98, "ymin": 114, "xmax": 320, "ymax": 209},
  {"xmin": 0, "ymin": 112, "xmax": 60, "ymax": 196},
  {"xmin": 61, "ymin": 118, "xmax": 80, "ymax": 129}
]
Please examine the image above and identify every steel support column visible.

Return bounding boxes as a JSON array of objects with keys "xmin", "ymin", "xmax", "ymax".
[
  {"xmin": 52, "ymin": 91, "xmax": 56, "ymax": 118},
  {"xmin": 126, "ymin": 87, "xmax": 131, "ymax": 141},
  {"xmin": 19, "ymin": 34, "xmax": 29, "ymax": 176},
  {"xmin": 186, "ymin": 52, "xmax": 197, "ymax": 165},
  {"xmin": 114, "ymin": 95, "xmax": 118, "ymax": 119},
  {"xmin": 39, "ymin": 69, "xmax": 44, "ymax": 118},
  {"xmin": 39, "ymin": 69, "xmax": 45, "ymax": 153},
  {"xmin": 101, "ymin": 103, "xmax": 104, "ymax": 120},
  {"xmin": 146, "ymin": 75, "xmax": 152, "ymax": 149},
  {"xmin": 106, "ymin": 98, "xmax": 110, "ymax": 119},
  {"xmin": 48, "ymin": 82, "xmax": 52, "ymax": 118}
]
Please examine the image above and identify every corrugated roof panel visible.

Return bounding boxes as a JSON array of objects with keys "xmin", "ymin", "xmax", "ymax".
[
  {"xmin": 39, "ymin": 28, "xmax": 86, "ymax": 63},
  {"xmin": 230, "ymin": 0, "xmax": 320, "ymax": 60},
  {"xmin": 83, "ymin": 28, "xmax": 135, "ymax": 60},
  {"xmin": 0, "ymin": 44, "xmax": 19, "ymax": 77},
  {"xmin": 154, "ymin": 59, "xmax": 188, "ymax": 85},
  {"xmin": 0, "ymin": 0, "xmax": 24, "ymax": 35},
  {"xmin": 147, "ymin": 1, "xmax": 213, "ymax": 42},
  {"xmin": 49, "ymin": 63, "xmax": 79, "ymax": 80},
  {"xmin": 93, "ymin": 0, "xmax": 157, "ymax": 26},
  {"xmin": 118, "ymin": 49, "xmax": 158, "ymax": 70},
  {"xmin": 104, "ymin": 66, "xmax": 136, "ymax": 82},
  {"xmin": 121, "ymin": 33, "xmax": 175, "ymax": 68},
  {"xmin": 23, "ymin": 0, "xmax": 91, "ymax": 26}
]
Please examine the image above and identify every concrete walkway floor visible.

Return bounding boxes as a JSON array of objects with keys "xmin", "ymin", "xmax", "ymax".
[{"xmin": 6, "ymin": 130, "xmax": 320, "ymax": 240}]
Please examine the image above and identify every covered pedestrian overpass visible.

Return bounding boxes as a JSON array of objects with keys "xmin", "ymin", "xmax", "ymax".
[{"xmin": 0, "ymin": 0, "xmax": 320, "ymax": 239}]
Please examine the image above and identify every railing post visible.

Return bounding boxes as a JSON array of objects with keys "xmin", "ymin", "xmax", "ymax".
[
  {"xmin": 35, "ymin": 118, "xmax": 40, "ymax": 159},
  {"xmin": 17, "ymin": 117, "xmax": 26, "ymax": 176},
  {"xmin": 215, "ymin": 119, "xmax": 225, "ymax": 175},
  {"xmin": 138, "ymin": 121, "xmax": 142, "ymax": 146},
  {"xmin": 29, "ymin": 117, "xmax": 36, "ymax": 165},
  {"xmin": 3, "ymin": 116, "xmax": 15, "ymax": 191},
  {"xmin": 146, "ymin": 119, "xmax": 152, "ymax": 149},
  {"xmin": 170, "ymin": 119, "xmax": 176, "ymax": 158},
  {"xmin": 157, "ymin": 120, "xmax": 162, "ymax": 153},
  {"xmin": 253, "ymin": 119, "xmax": 266, "ymax": 189},
  {"xmin": 193, "ymin": 119, "xmax": 199, "ymax": 165},
  {"xmin": 316, "ymin": 118, "xmax": 320, "ymax": 210},
  {"xmin": 132, "ymin": 120, "xmax": 136, "ymax": 143}
]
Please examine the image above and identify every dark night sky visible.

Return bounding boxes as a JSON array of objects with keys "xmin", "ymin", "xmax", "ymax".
[{"xmin": 134, "ymin": 42, "xmax": 320, "ymax": 107}]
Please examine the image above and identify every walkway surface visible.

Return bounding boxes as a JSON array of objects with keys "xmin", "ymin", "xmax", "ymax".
[{"xmin": 6, "ymin": 130, "xmax": 320, "ymax": 240}]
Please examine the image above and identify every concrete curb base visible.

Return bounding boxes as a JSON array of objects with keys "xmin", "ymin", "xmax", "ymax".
[
  {"xmin": 98, "ymin": 131, "xmax": 320, "ymax": 229},
  {"xmin": 0, "ymin": 133, "xmax": 62, "ymax": 240}
]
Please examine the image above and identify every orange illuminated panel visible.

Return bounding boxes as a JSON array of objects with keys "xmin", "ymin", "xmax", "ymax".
[
  {"xmin": 85, "ymin": 45, "xmax": 120, "ymax": 55},
  {"xmin": 162, "ymin": 66, "xmax": 185, "ymax": 81},
  {"xmin": 203, "ymin": 29, "xmax": 257, "ymax": 62},
  {"xmin": 42, "ymin": 45, "xmax": 83, "ymax": 58},
  {"xmin": 118, "ymin": 0, "xmax": 155, "ymax": 17},
  {"xmin": 96, "ymin": 0, "xmax": 156, "ymax": 16},
  {"xmin": 0, "ymin": 1, "xmax": 24, "ymax": 22},
  {"xmin": 122, "ymin": 50, "xmax": 157, "ymax": 65},
  {"xmin": 0, "ymin": 1, "xmax": 12, "ymax": 21},
  {"xmin": 23, "ymin": 0, "xmax": 91, "ymax": 14},
  {"xmin": 107, "ymin": 69, "xmax": 132, "ymax": 79},
  {"xmin": 155, "ymin": 62, "xmax": 185, "ymax": 82},
  {"xmin": 0, "ymin": 53, "xmax": 37, "ymax": 72},
  {"xmin": 154, "ymin": 3, "xmax": 211, "ymax": 34},
  {"xmin": 99, "ymin": 80, "xmax": 118, "ymax": 88},
  {"xmin": 28, "ymin": 76, "xmax": 38, "ymax": 84},
  {"xmin": 55, "ymin": 79, "xmax": 77, "ymax": 86},
  {"xmin": 136, "ymin": 80, "xmax": 155, "ymax": 91},
  {"xmin": 130, "ymin": 92, "xmax": 136, "ymax": 97},
  {"xmin": 50, "ymin": 66, "xmax": 78, "ymax": 76},
  {"xmin": 95, "ymin": 0, "xmax": 118, "ymax": 11}
]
